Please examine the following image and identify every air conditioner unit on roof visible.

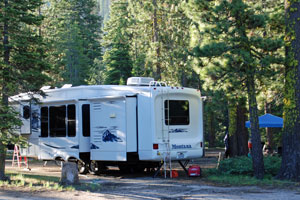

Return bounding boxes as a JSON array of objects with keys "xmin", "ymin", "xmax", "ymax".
[{"xmin": 127, "ymin": 77, "xmax": 154, "ymax": 86}]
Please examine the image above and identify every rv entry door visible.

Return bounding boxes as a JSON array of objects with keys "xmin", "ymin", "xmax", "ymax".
[{"xmin": 90, "ymin": 97, "xmax": 127, "ymax": 161}]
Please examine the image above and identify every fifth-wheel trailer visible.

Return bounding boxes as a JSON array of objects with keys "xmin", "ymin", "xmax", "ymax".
[{"xmin": 9, "ymin": 77, "xmax": 204, "ymax": 174}]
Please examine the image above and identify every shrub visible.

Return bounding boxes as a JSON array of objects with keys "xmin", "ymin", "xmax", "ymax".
[
  {"xmin": 218, "ymin": 156, "xmax": 253, "ymax": 175},
  {"xmin": 264, "ymin": 156, "xmax": 281, "ymax": 176},
  {"xmin": 217, "ymin": 155, "xmax": 282, "ymax": 176}
]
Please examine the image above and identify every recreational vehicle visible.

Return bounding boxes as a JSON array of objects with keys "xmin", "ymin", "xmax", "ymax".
[{"xmin": 9, "ymin": 77, "xmax": 204, "ymax": 174}]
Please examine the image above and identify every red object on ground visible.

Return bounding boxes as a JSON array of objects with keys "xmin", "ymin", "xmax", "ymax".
[
  {"xmin": 171, "ymin": 170, "xmax": 178, "ymax": 178},
  {"xmin": 188, "ymin": 165, "xmax": 201, "ymax": 177},
  {"xmin": 248, "ymin": 141, "xmax": 252, "ymax": 149}
]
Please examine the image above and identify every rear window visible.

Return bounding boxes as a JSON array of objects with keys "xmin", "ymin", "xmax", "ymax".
[{"xmin": 165, "ymin": 100, "xmax": 189, "ymax": 125}]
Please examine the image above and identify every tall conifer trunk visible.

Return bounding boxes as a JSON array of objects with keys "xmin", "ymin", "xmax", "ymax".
[
  {"xmin": 277, "ymin": 1, "xmax": 300, "ymax": 181},
  {"xmin": 264, "ymin": 101, "xmax": 274, "ymax": 152},
  {"xmin": 247, "ymin": 73, "xmax": 264, "ymax": 179},
  {"xmin": 152, "ymin": 0, "xmax": 161, "ymax": 80},
  {"xmin": 228, "ymin": 99, "xmax": 249, "ymax": 157},
  {"xmin": 0, "ymin": 0, "xmax": 10, "ymax": 181},
  {"xmin": 208, "ymin": 112, "xmax": 216, "ymax": 148}
]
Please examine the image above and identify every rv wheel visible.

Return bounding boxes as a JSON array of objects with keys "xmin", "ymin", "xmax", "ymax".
[
  {"xmin": 89, "ymin": 160, "xmax": 101, "ymax": 175},
  {"xmin": 78, "ymin": 161, "xmax": 88, "ymax": 174}
]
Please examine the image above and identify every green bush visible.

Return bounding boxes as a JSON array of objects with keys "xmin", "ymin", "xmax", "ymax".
[
  {"xmin": 264, "ymin": 156, "xmax": 282, "ymax": 176},
  {"xmin": 217, "ymin": 156, "xmax": 282, "ymax": 176},
  {"xmin": 218, "ymin": 156, "xmax": 253, "ymax": 175}
]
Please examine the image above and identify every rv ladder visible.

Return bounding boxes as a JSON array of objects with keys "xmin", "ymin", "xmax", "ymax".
[
  {"xmin": 12, "ymin": 145, "xmax": 28, "ymax": 168},
  {"xmin": 161, "ymin": 85, "xmax": 172, "ymax": 178},
  {"xmin": 149, "ymin": 81, "xmax": 172, "ymax": 178}
]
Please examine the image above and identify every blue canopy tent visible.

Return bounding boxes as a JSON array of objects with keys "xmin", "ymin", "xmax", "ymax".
[{"xmin": 245, "ymin": 113, "xmax": 283, "ymax": 128}]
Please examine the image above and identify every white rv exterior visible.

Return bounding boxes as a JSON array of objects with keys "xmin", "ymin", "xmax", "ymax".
[{"xmin": 10, "ymin": 77, "xmax": 204, "ymax": 172}]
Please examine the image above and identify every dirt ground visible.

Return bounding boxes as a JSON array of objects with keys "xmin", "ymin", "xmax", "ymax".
[{"xmin": 2, "ymin": 149, "xmax": 300, "ymax": 200}]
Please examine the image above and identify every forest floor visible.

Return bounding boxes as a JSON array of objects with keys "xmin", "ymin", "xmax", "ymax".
[{"xmin": 1, "ymin": 149, "xmax": 300, "ymax": 200}]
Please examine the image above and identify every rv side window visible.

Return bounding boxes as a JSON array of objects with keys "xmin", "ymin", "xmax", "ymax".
[
  {"xmin": 67, "ymin": 105, "xmax": 76, "ymax": 137},
  {"xmin": 82, "ymin": 104, "xmax": 90, "ymax": 137},
  {"xmin": 41, "ymin": 107, "xmax": 48, "ymax": 137},
  {"xmin": 50, "ymin": 105, "xmax": 66, "ymax": 137},
  {"xmin": 23, "ymin": 106, "xmax": 30, "ymax": 119},
  {"xmin": 165, "ymin": 100, "xmax": 190, "ymax": 125}
]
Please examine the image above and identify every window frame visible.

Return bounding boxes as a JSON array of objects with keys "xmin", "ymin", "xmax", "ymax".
[
  {"xmin": 23, "ymin": 105, "xmax": 31, "ymax": 119},
  {"xmin": 82, "ymin": 104, "xmax": 90, "ymax": 137},
  {"xmin": 164, "ymin": 100, "xmax": 190, "ymax": 126},
  {"xmin": 40, "ymin": 104, "xmax": 77, "ymax": 138}
]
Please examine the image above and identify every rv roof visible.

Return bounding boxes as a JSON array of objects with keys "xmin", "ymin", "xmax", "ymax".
[{"xmin": 9, "ymin": 83, "xmax": 202, "ymax": 103}]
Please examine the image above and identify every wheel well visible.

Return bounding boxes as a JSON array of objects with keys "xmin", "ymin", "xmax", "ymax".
[
  {"xmin": 55, "ymin": 157, "xmax": 64, "ymax": 161},
  {"xmin": 68, "ymin": 157, "xmax": 78, "ymax": 162}
]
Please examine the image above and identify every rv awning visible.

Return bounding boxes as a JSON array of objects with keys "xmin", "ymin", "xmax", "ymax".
[{"xmin": 245, "ymin": 113, "xmax": 283, "ymax": 128}]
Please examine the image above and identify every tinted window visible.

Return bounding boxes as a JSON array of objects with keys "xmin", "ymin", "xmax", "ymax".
[
  {"xmin": 67, "ymin": 105, "xmax": 76, "ymax": 137},
  {"xmin": 50, "ymin": 105, "xmax": 66, "ymax": 137},
  {"xmin": 23, "ymin": 106, "xmax": 30, "ymax": 119},
  {"xmin": 41, "ymin": 107, "xmax": 48, "ymax": 137},
  {"xmin": 165, "ymin": 100, "xmax": 189, "ymax": 125},
  {"xmin": 82, "ymin": 104, "xmax": 90, "ymax": 137}
]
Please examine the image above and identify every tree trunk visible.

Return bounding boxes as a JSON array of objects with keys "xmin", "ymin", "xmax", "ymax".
[
  {"xmin": 247, "ymin": 73, "xmax": 264, "ymax": 179},
  {"xmin": 228, "ymin": 103, "xmax": 238, "ymax": 157},
  {"xmin": 228, "ymin": 100, "xmax": 249, "ymax": 157},
  {"xmin": 0, "ymin": 141, "xmax": 7, "ymax": 180},
  {"xmin": 277, "ymin": 1, "xmax": 300, "ymax": 181},
  {"xmin": 208, "ymin": 112, "xmax": 215, "ymax": 148},
  {"xmin": 236, "ymin": 102, "xmax": 249, "ymax": 156},
  {"xmin": 0, "ymin": 0, "xmax": 10, "ymax": 181},
  {"xmin": 264, "ymin": 101, "xmax": 274, "ymax": 152},
  {"xmin": 152, "ymin": 0, "xmax": 161, "ymax": 80}
]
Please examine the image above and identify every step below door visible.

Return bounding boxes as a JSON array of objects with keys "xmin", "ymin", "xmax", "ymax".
[{"xmin": 90, "ymin": 97, "xmax": 126, "ymax": 161}]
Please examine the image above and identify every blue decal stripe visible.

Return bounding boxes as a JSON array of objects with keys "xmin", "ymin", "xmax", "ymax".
[
  {"xmin": 70, "ymin": 145, "xmax": 79, "ymax": 149},
  {"xmin": 43, "ymin": 143, "xmax": 66, "ymax": 149}
]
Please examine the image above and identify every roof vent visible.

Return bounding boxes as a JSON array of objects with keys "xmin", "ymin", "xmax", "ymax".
[{"xmin": 127, "ymin": 77, "xmax": 154, "ymax": 86}]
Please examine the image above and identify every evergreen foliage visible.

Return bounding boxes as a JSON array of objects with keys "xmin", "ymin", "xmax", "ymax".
[
  {"xmin": 128, "ymin": 0, "xmax": 197, "ymax": 86},
  {"xmin": 44, "ymin": 0, "xmax": 102, "ymax": 86},
  {"xmin": 0, "ymin": 0, "xmax": 50, "ymax": 180},
  {"xmin": 102, "ymin": 0, "xmax": 133, "ymax": 85},
  {"xmin": 185, "ymin": 0, "xmax": 284, "ymax": 179}
]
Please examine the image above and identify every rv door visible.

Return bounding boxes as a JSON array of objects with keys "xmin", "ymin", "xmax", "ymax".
[
  {"xmin": 90, "ymin": 97, "xmax": 127, "ymax": 161},
  {"xmin": 79, "ymin": 101, "xmax": 91, "ymax": 153}
]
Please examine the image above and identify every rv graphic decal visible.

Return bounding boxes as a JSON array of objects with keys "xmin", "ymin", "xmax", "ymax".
[
  {"xmin": 102, "ymin": 130, "xmax": 122, "ymax": 142},
  {"xmin": 43, "ymin": 143, "xmax": 66, "ymax": 149},
  {"xmin": 31, "ymin": 110, "xmax": 40, "ymax": 132},
  {"xmin": 172, "ymin": 144, "xmax": 192, "ymax": 149},
  {"xmin": 90, "ymin": 143, "xmax": 100, "ymax": 149},
  {"xmin": 169, "ymin": 128, "xmax": 188, "ymax": 133},
  {"xmin": 71, "ymin": 145, "xmax": 79, "ymax": 149}
]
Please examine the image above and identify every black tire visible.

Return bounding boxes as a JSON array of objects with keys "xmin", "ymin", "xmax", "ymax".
[
  {"xmin": 55, "ymin": 160, "xmax": 63, "ymax": 166},
  {"xmin": 89, "ymin": 160, "xmax": 101, "ymax": 175},
  {"xmin": 78, "ymin": 161, "xmax": 88, "ymax": 174}
]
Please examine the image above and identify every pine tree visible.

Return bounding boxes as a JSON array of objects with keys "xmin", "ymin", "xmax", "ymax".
[
  {"xmin": 0, "ymin": 0, "xmax": 50, "ymax": 180},
  {"xmin": 102, "ymin": 0, "xmax": 133, "ymax": 85},
  {"xmin": 277, "ymin": 0, "xmax": 300, "ymax": 181},
  {"xmin": 128, "ymin": 0, "xmax": 194, "ymax": 86},
  {"xmin": 186, "ymin": 0, "xmax": 283, "ymax": 179},
  {"xmin": 44, "ymin": 0, "xmax": 102, "ymax": 86}
]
